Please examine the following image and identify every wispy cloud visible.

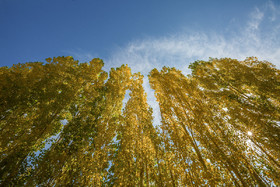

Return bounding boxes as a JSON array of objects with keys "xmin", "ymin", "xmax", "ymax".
[
  {"xmin": 107, "ymin": 1, "xmax": 280, "ymax": 71},
  {"xmin": 267, "ymin": 0, "xmax": 278, "ymax": 21},
  {"xmin": 248, "ymin": 7, "xmax": 264, "ymax": 31},
  {"xmin": 105, "ymin": 1, "xmax": 280, "ymax": 125},
  {"xmin": 106, "ymin": 5, "xmax": 280, "ymax": 75}
]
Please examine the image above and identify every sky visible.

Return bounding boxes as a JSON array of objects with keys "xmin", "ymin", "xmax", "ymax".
[{"xmin": 1, "ymin": 0, "xmax": 280, "ymax": 124}]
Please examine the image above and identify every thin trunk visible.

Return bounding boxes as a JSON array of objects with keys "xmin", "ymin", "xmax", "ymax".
[
  {"xmin": 145, "ymin": 158, "xmax": 149, "ymax": 187},
  {"xmin": 156, "ymin": 151, "xmax": 163, "ymax": 187},
  {"xmin": 250, "ymin": 137, "xmax": 280, "ymax": 169},
  {"xmin": 203, "ymin": 127, "xmax": 247, "ymax": 186},
  {"xmin": 169, "ymin": 165, "xmax": 176, "ymax": 187}
]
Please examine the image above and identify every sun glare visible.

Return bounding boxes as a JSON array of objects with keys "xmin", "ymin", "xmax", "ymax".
[{"xmin": 247, "ymin": 131, "xmax": 252, "ymax": 136}]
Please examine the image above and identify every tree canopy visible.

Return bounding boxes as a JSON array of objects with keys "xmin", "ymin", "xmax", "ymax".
[{"xmin": 0, "ymin": 57, "xmax": 279, "ymax": 186}]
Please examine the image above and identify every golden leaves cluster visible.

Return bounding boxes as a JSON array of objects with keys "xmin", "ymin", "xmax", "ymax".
[{"xmin": 0, "ymin": 57, "xmax": 279, "ymax": 186}]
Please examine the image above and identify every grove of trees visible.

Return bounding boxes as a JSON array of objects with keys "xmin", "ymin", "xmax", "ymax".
[{"xmin": 0, "ymin": 56, "xmax": 279, "ymax": 186}]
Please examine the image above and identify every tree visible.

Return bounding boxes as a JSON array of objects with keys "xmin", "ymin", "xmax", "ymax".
[
  {"xmin": 149, "ymin": 63, "xmax": 274, "ymax": 186},
  {"xmin": 109, "ymin": 73, "xmax": 160, "ymax": 186},
  {"xmin": 1, "ymin": 56, "xmax": 279, "ymax": 186},
  {"xmin": 29, "ymin": 61, "xmax": 131, "ymax": 186},
  {"xmin": 189, "ymin": 57, "xmax": 280, "ymax": 185},
  {"xmin": 0, "ymin": 57, "xmax": 84, "ymax": 185}
]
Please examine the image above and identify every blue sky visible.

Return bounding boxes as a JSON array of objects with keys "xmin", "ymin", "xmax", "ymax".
[
  {"xmin": 1, "ymin": 0, "xmax": 279, "ymax": 69},
  {"xmin": 1, "ymin": 0, "xmax": 280, "ymax": 124}
]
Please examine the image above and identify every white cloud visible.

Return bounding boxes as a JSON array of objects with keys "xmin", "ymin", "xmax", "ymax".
[
  {"xmin": 248, "ymin": 8, "xmax": 264, "ymax": 31},
  {"xmin": 104, "ymin": 1, "xmax": 280, "ymax": 125},
  {"xmin": 267, "ymin": 0, "xmax": 277, "ymax": 21},
  {"xmin": 106, "ymin": 1, "xmax": 280, "ymax": 71}
]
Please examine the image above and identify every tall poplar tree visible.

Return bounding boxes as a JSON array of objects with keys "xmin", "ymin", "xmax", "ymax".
[
  {"xmin": 28, "ymin": 63, "xmax": 131, "ymax": 186},
  {"xmin": 149, "ymin": 66, "xmax": 271, "ymax": 186},
  {"xmin": 109, "ymin": 73, "xmax": 160, "ymax": 186},
  {"xmin": 189, "ymin": 57, "xmax": 280, "ymax": 185},
  {"xmin": 0, "ymin": 57, "xmax": 83, "ymax": 185}
]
